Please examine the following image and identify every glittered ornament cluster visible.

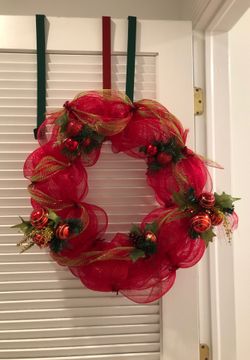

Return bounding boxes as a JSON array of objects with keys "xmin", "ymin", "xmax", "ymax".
[{"xmin": 14, "ymin": 90, "xmax": 239, "ymax": 304}]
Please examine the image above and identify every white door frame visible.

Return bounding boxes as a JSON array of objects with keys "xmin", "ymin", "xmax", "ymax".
[{"xmin": 204, "ymin": 1, "xmax": 249, "ymax": 359}]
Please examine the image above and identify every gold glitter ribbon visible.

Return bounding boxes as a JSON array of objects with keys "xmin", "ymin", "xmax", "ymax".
[
  {"xmin": 31, "ymin": 156, "xmax": 70, "ymax": 182},
  {"xmin": 28, "ymin": 185, "xmax": 89, "ymax": 232},
  {"xmin": 51, "ymin": 246, "xmax": 134, "ymax": 267},
  {"xmin": 134, "ymin": 99, "xmax": 186, "ymax": 146},
  {"xmin": 158, "ymin": 207, "xmax": 187, "ymax": 228},
  {"xmin": 48, "ymin": 90, "xmax": 134, "ymax": 137}
]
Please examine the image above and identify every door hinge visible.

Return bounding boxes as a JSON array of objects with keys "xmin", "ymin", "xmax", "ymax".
[
  {"xmin": 200, "ymin": 343, "xmax": 209, "ymax": 360},
  {"xmin": 194, "ymin": 87, "xmax": 204, "ymax": 115}
]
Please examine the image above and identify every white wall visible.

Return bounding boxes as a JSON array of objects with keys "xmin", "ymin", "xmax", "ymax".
[
  {"xmin": 0, "ymin": 0, "xmax": 241, "ymax": 29},
  {"xmin": 229, "ymin": 8, "xmax": 250, "ymax": 360},
  {"xmin": 0, "ymin": 0, "xmax": 180, "ymax": 19}
]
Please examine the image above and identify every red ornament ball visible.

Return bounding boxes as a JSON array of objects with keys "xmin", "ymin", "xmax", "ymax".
[
  {"xmin": 157, "ymin": 152, "xmax": 172, "ymax": 165},
  {"xmin": 82, "ymin": 137, "xmax": 91, "ymax": 147},
  {"xmin": 146, "ymin": 144, "xmax": 158, "ymax": 156},
  {"xmin": 66, "ymin": 121, "xmax": 83, "ymax": 137},
  {"xmin": 210, "ymin": 211, "xmax": 224, "ymax": 226},
  {"xmin": 199, "ymin": 192, "xmax": 216, "ymax": 209},
  {"xmin": 33, "ymin": 233, "xmax": 45, "ymax": 247},
  {"xmin": 30, "ymin": 208, "xmax": 48, "ymax": 229},
  {"xmin": 63, "ymin": 138, "xmax": 79, "ymax": 152},
  {"xmin": 55, "ymin": 224, "xmax": 70, "ymax": 240},
  {"xmin": 191, "ymin": 212, "xmax": 211, "ymax": 233},
  {"xmin": 145, "ymin": 231, "xmax": 157, "ymax": 243}
]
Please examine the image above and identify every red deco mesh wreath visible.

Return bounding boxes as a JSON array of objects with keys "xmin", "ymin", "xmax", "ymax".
[{"xmin": 15, "ymin": 90, "xmax": 239, "ymax": 304}]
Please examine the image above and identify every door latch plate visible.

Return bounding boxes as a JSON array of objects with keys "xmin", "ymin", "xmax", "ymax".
[
  {"xmin": 200, "ymin": 343, "xmax": 209, "ymax": 360},
  {"xmin": 194, "ymin": 87, "xmax": 204, "ymax": 115}
]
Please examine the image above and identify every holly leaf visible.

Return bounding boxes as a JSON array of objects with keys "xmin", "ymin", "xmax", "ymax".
[
  {"xmin": 189, "ymin": 227, "xmax": 200, "ymax": 239},
  {"xmin": 130, "ymin": 224, "xmax": 142, "ymax": 236},
  {"xmin": 142, "ymin": 241, "xmax": 157, "ymax": 256},
  {"xmin": 214, "ymin": 192, "xmax": 240, "ymax": 211},
  {"xmin": 48, "ymin": 210, "xmax": 61, "ymax": 224},
  {"xmin": 172, "ymin": 190, "xmax": 186, "ymax": 208},
  {"xmin": 130, "ymin": 248, "xmax": 145, "ymax": 262},
  {"xmin": 11, "ymin": 217, "xmax": 33, "ymax": 234},
  {"xmin": 201, "ymin": 228, "xmax": 216, "ymax": 247},
  {"xmin": 144, "ymin": 221, "xmax": 158, "ymax": 234},
  {"xmin": 139, "ymin": 146, "xmax": 147, "ymax": 153}
]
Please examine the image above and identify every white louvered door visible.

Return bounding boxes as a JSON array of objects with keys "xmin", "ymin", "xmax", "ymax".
[
  {"xmin": 0, "ymin": 17, "xmax": 199, "ymax": 360},
  {"xmin": 0, "ymin": 51, "xmax": 161, "ymax": 360}
]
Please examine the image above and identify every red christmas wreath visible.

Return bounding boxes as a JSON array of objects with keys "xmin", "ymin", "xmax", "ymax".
[{"xmin": 14, "ymin": 90, "xmax": 239, "ymax": 304}]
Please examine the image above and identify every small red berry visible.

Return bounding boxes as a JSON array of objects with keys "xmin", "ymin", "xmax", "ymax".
[
  {"xmin": 63, "ymin": 138, "xmax": 79, "ymax": 152},
  {"xmin": 146, "ymin": 144, "xmax": 158, "ymax": 156},
  {"xmin": 157, "ymin": 152, "xmax": 172, "ymax": 165},
  {"xmin": 66, "ymin": 121, "xmax": 83, "ymax": 137},
  {"xmin": 82, "ymin": 137, "xmax": 91, "ymax": 147}
]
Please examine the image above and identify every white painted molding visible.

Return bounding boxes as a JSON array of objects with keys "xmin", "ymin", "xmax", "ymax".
[
  {"xmin": 193, "ymin": 30, "xmax": 212, "ymax": 350},
  {"xmin": 205, "ymin": 0, "xmax": 250, "ymax": 31},
  {"xmin": 192, "ymin": 0, "xmax": 249, "ymax": 31},
  {"xmin": 205, "ymin": 30, "xmax": 237, "ymax": 360},
  {"xmin": 204, "ymin": 3, "xmax": 249, "ymax": 359}
]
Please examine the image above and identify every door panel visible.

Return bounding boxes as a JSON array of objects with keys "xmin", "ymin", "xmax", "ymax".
[{"xmin": 0, "ymin": 16, "xmax": 197, "ymax": 360}]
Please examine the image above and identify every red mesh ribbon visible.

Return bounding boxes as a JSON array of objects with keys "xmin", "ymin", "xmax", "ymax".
[
  {"xmin": 59, "ymin": 207, "xmax": 205, "ymax": 304},
  {"xmin": 19, "ymin": 89, "xmax": 238, "ymax": 304},
  {"xmin": 147, "ymin": 151, "xmax": 210, "ymax": 206},
  {"xmin": 110, "ymin": 99, "xmax": 187, "ymax": 157},
  {"xmin": 38, "ymin": 90, "xmax": 134, "ymax": 142}
]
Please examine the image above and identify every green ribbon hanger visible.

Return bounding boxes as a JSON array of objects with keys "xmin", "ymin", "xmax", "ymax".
[
  {"xmin": 34, "ymin": 14, "xmax": 46, "ymax": 139},
  {"xmin": 125, "ymin": 16, "xmax": 137, "ymax": 102}
]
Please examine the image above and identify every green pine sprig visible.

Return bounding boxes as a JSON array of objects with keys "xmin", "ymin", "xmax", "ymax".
[
  {"xmin": 49, "ymin": 236, "xmax": 68, "ymax": 253},
  {"xmin": 66, "ymin": 218, "xmax": 83, "ymax": 235}
]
